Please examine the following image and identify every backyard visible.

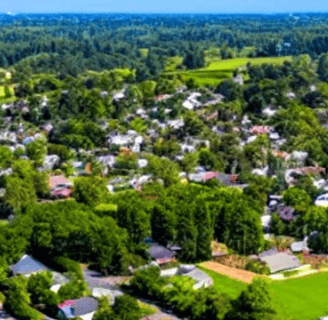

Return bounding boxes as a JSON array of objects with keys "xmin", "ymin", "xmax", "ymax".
[{"xmin": 200, "ymin": 266, "xmax": 328, "ymax": 320}]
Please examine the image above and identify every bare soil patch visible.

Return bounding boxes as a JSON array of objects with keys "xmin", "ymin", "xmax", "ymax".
[{"xmin": 200, "ymin": 261, "xmax": 265, "ymax": 284}]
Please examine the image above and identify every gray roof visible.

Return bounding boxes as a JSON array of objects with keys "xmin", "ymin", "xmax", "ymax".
[
  {"xmin": 258, "ymin": 247, "xmax": 279, "ymax": 258},
  {"xmin": 182, "ymin": 268, "xmax": 211, "ymax": 283},
  {"xmin": 10, "ymin": 255, "xmax": 50, "ymax": 275},
  {"xmin": 148, "ymin": 243, "xmax": 175, "ymax": 260},
  {"xmin": 260, "ymin": 253, "xmax": 301, "ymax": 273},
  {"xmin": 73, "ymin": 298, "xmax": 98, "ymax": 316}
]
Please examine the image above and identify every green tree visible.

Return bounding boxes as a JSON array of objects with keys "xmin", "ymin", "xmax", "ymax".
[
  {"xmin": 112, "ymin": 295, "xmax": 142, "ymax": 320},
  {"xmin": 26, "ymin": 136, "xmax": 47, "ymax": 167},
  {"xmin": 151, "ymin": 204, "xmax": 176, "ymax": 246},
  {"xmin": 282, "ymin": 187, "xmax": 311, "ymax": 212},
  {"xmin": 146, "ymin": 155, "xmax": 180, "ymax": 187},
  {"xmin": 181, "ymin": 152, "xmax": 199, "ymax": 174},
  {"xmin": 4, "ymin": 176, "xmax": 37, "ymax": 214},
  {"xmin": 194, "ymin": 203, "xmax": 212, "ymax": 261},
  {"xmin": 225, "ymin": 278, "xmax": 275, "ymax": 320},
  {"xmin": 73, "ymin": 176, "xmax": 107, "ymax": 207}
]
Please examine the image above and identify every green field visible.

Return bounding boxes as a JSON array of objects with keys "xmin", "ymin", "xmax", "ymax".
[
  {"xmin": 166, "ymin": 56, "xmax": 292, "ymax": 86},
  {"xmin": 200, "ymin": 267, "xmax": 328, "ymax": 320}
]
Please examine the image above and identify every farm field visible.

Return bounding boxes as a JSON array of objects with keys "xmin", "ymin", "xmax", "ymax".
[
  {"xmin": 165, "ymin": 56, "xmax": 292, "ymax": 86},
  {"xmin": 200, "ymin": 266, "xmax": 328, "ymax": 320},
  {"xmin": 199, "ymin": 261, "xmax": 263, "ymax": 283}
]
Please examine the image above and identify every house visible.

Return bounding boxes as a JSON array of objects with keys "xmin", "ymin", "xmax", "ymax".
[
  {"xmin": 92, "ymin": 288, "xmax": 124, "ymax": 305},
  {"xmin": 188, "ymin": 171, "xmax": 218, "ymax": 183},
  {"xmin": 57, "ymin": 298, "xmax": 98, "ymax": 320},
  {"xmin": 259, "ymin": 252, "xmax": 301, "ymax": 273},
  {"xmin": 204, "ymin": 94, "xmax": 224, "ymax": 106},
  {"xmin": 10, "ymin": 254, "xmax": 49, "ymax": 276},
  {"xmin": 160, "ymin": 264, "xmax": 213, "ymax": 290},
  {"xmin": 233, "ymin": 74, "xmax": 244, "ymax": 85},
  {"xmin": 249, "ymin": 125, "xmax": 272, "ymax": 135},
  {"xmin": 167, "ymin": 119, "xmax": 185, "ymax": 130},
  {"xmin": 182, "ymin": 92, "xmax": 202, "ymax": 110},
  {"xmin": 42, "ymin": 155, "xmax": 60, "ymax": 171},
  {"xmin": 262, "ymin": 107, "xmax": 277, "ymax": 118},
  {"xmin": 154, "ymin": 94, "xmax": 172, "ymax": 102},
  {"xmin": 180, "ymin": 266, "xmax": 213, "ymax": 290},
  {"xmin": 50, "ymin": 175, "xmax": 73, "ymax": 199},
  {"xmin": 148, "ymin": 242, "xmax": 176, "ymax": 265},
  {"xmin": 261, "ymin": 215, "xmax": 272, "ymax": 233}
]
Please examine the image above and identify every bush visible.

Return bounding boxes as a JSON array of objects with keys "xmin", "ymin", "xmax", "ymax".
[
  {"xmin": 46, "ymin": 256, "xmax": 84, "ymax": 280},
  {"xmin": 245, "ymin": 260, "xmax": 270, "ymax": 275},
  {"xmin": 282, "ymin": 269, "xmax": 300, "ymax": 277}
]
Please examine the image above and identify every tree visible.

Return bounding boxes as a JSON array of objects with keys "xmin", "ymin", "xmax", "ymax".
[
  {"xmin": 4, "ymin": 176, "xmax": 37, "ymax": 214},
  {"xmin": 225, "ymin": 278, "xmax": 275, "ymax": 320},
  {"xmin": 181, "ymin": 152, "xmax": 199, "ymax": 174},
  {"xmin": 4, "ymin": 276, "xmax": 43, "ymax": 320},
  {"xmin": 183, "ymin": 45, "xmax": 205, "ymax": 69},
  {"xmin": 318, "ymin": 53, "xmax": 328, "ymax": 82},
  {"xmin": 26, "ymin": 136, "xmax": 47, "ymax": 167},
  {"xmin": 191, "ymin": 288, "xmax": 230, "ymax": 320},
  {"xmin": 112, "ymin": 295, "xmax": 142, "ymax": 320},
  {"xmin": 151, "ymin": 204, "xmax": 176, "ymax": 246},
  {"xmin": 0, "ymin": 146, "xmax": 13, "ymax": 169},
  {"xmin": 146, "ymin": 155, "xmax": 180, "ymax": 187},
  {"xmin": 282, "ymin": 187, "xmax": 311, "ymax": 213},
  {"xmin": 27, "ymin": 272, "xmax": 59, "ymax": 311},
  {"xmin": 176, "ymin": 204, "xmax": 198, "ymax": 262},
  {"xmin": 57, "ymin": 273, "xmax": 89, "ymax": 302},
  {"xmin": 73, "ymin": 176, "xmax": 107, "ymax": 207},
  {"xmin": 194, "ymin": 203, "xmax": 212, "ymax": 261}
]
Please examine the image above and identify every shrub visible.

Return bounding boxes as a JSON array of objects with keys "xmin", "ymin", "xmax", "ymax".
[
  {"xmin": 245, "ymin": 260, "xmax": 270, "ymax": 275},
  {"xmin": 46, "ymin": 256, "xmax": 84, "ymax": 280},
  {"xmin": 282, "ymin": 269, "xmax": 300, "ymax": 277}
]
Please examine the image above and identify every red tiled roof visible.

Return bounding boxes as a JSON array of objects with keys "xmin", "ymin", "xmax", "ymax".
[
  {"xmin": 49, "ymin": 175, "xmax": 71, "ymax": 189},
  {"xmin": 203, "ymin": 171, "xmax": 219, "ymax": 182}
]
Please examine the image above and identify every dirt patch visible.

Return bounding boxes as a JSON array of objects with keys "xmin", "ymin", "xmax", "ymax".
[{"xmin": 200, "ymin": 261, "xmax": 265, "ymax": 284}]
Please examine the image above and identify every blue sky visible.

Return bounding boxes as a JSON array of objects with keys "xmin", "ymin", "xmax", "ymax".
[{"xmin": 4, "ymin": 0, "xmax": 328, "ymax": 14}]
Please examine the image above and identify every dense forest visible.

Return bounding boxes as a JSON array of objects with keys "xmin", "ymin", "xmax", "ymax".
[{"xmin": 2, "ymin": 13, "xmax": 328, "ymax": 77}]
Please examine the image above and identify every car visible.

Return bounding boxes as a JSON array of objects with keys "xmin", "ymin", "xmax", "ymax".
[{"xmin": 315, "ymin": 193, "xmax": 328, "ymax": 207}]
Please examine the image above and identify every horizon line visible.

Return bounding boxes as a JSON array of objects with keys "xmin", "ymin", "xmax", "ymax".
[{"xmin": 3, "ymin": 11, "xmax": 328, "ymax": 15}]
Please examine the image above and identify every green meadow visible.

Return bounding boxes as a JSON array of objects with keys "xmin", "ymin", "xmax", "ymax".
[
  {"xmin": 165, "ymin": 56, "xmax": 292, "ymax": 86},
  {"xmin": 200, "ymin": 267, "xmax": 328, "ymax": 320}
]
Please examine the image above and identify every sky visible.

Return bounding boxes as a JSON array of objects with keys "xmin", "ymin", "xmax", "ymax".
[{"xmin": 4, "ymin": 0, "xmax": 328, "ymax": 14}]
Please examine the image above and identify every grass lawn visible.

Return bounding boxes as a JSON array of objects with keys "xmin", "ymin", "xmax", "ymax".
[
  {"xmin": 165, "ymin": 56, "xmax": 292, "ymax": 86},
  {"xmin": 270, "ymin": 273, "xmax": 328, "ymax": 320},
  {"xmin": 200, "ymin": 266, "xmax": 328, "ymax": 320},
  {"xmin": 198, "ymin": 266, "xmax": 247, "ymax": 299}
]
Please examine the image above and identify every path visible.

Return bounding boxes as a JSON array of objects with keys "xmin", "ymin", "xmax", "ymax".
[
  {"xmin": 141, "ymin": 310, "xmax": 180, "ymax": 320},
  {"xmin": 200, "ymin": 261, "xmax": 265, "ymax": 283}
]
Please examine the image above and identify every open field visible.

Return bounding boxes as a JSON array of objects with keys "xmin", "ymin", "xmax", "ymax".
[
  {"xmin": 165, "ymin": 56, "xmax": 292, "ymax": 86},
  {"xmin": 200, "ymin": 264, "xmax": 328, "ymax": 320},
  {"xmin": 199, "ymin": 261, "xmax": 263, "ymax": 284}
]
